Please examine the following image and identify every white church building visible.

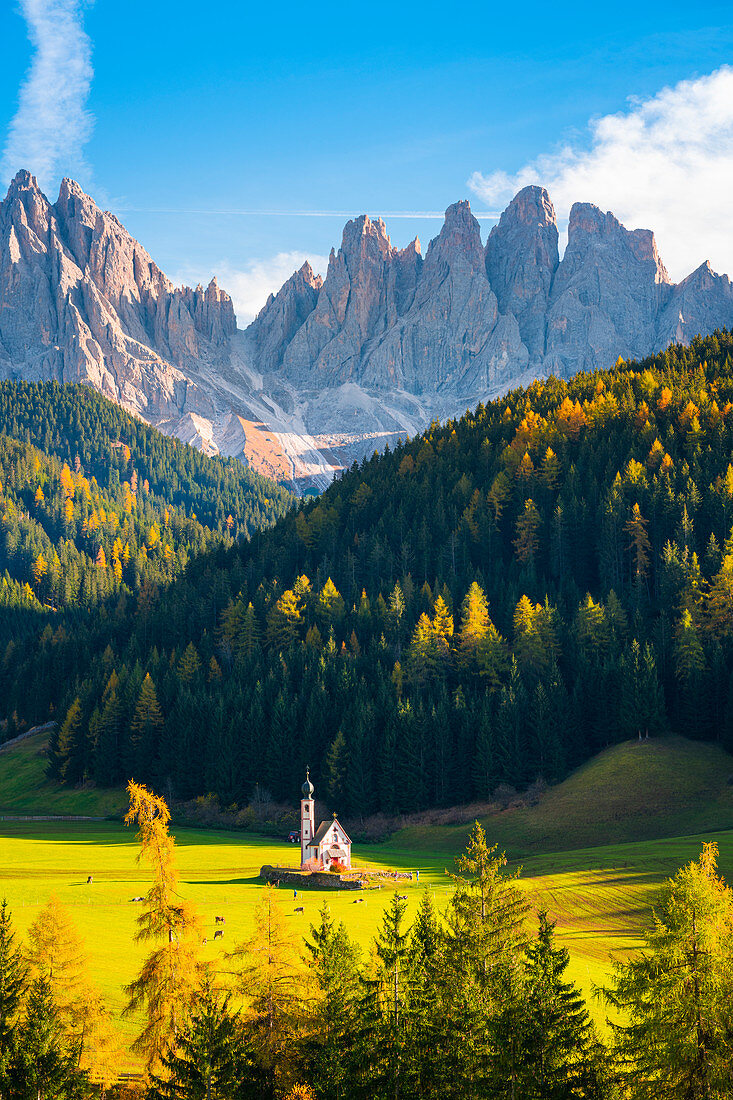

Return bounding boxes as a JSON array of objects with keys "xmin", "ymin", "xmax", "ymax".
[{"xmin": 300, "ymin": 769, "xmax": 352, "ymax": 870}]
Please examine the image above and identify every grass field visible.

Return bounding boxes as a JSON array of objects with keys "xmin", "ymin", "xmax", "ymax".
[{"xmin": 2, "ymin": 733, "xmax": 733, "ymax": 1071}]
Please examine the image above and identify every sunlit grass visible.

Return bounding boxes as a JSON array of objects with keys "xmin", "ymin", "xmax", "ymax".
[{"xmin": 2, "ymin": 732, "xmax": 733, "ymax": 1066}]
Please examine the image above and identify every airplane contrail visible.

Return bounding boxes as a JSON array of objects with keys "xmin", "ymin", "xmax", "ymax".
[{"xmin": 119, "ymin": 208, "xmax": 502, "ymax": 220}]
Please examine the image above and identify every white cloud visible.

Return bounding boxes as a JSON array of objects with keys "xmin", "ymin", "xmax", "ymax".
[
  {"xmin": 173, "ymin": 252, "xmax": 330, "ymax": 327},
  {"xmin": 1, "ymin": 0, "xmax": 93, "ymax": 191},
  {"xmin": 469, "ymin": 66, "xmax": 733, "ymax": 282}
]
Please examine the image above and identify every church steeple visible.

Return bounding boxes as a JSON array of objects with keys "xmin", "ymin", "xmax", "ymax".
[{"xmin": 300, "ymin": 768, "xmax": 316, "ymax": 868}]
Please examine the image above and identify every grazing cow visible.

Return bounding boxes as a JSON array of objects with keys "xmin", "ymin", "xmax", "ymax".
[
  {"xmin": 213, "ymin": 929, "xmax": 223, "ymax": 940},
  {"xmin": 214, "ymin": 916, "xmax": 226, "ymax": 924},
  {"xmin": 396, "ymin": 894, "xmax": 408, "ymax": 900},
  {"xmin": 353, "ymin": 898, "xmax": 365, "ymax": 904},
  {"xmin": 87, "ymin": 876, "xmax": 93, "ymax": 884},
  {"xmin": 294, "ymin": 906, "xmax": 304, "ymax": 913},
  {"xmin": 130, "ymin": 896, "xmax": 144, "ymax": 902}
]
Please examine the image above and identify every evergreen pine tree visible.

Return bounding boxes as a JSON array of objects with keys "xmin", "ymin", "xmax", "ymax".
[
  {"xmin": 8, "ymin": 975, "xmax": 90, "ymax": 1100},
  {"xmin": 0, "ymin": 900, "xmax": 26, "ymax": 1065},
  {"xmin": 146, "ymin": 976, "xmax": 264, "ymax": 1100},
  {"xmin": 302, "ymin": 903, "xmax": 362, "ymax": 1100},
  {"xmin": 521, "ymin": 912, "xmax": 611, "ymax": 1097},
  {"xmin": 130, "ymin": 673, "xmax": 164, "ymax": 778}
]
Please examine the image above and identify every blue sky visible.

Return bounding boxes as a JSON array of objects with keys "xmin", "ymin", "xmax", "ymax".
[{"xmin": 2, "ymin": 0, "xmax": 732, "ymax": 322}]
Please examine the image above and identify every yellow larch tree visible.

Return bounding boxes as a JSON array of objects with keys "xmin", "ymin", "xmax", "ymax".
[
  {"xmin": 26, "ymin": 895, "xmax": 122, "ymax": 1091},
  {"xmin": 60, "ymin": 463, "xmax": 75, "ymax": 498},
  {"xmin": 123, "ymin": 782, "xmax": 203, "ymax": 1073},
  {"xmin": 32, "ymin": 553, "xmax": 48, "ymax": 588},
  {"xmin": 458, "ymin": 581, "xmax": 490, "ymax": 655}
]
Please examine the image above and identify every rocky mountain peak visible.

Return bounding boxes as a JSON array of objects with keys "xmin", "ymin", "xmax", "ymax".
[
  {"xmin": 485, "ymin": 186, "xmax": 559, "ymax": 361},
  {"xmin": 296, "ymin": 260, "xmax": 323, "ymax": 289},
  {"xmin": 499, "ymin": 184, "xmax": 556, "ymax": 229},
  {"xmin": 565, "ymin": 201, "xmax": 670, "ymax": 286},
  {"xmin": 339, "ymin": 213, "xmax": 394, "ymax": 267},
  {"xmin": 248, "ymin": 258, "xmax": 323, "ymax": 371},
  {"xmin": 4, "ymin": 169, "xmax": 42, "ymax": 201},
  {"xmin": 3, "ymin": 171, "xmax": 733, "ymax": 493},
  {"xmin": 426, "ymin": 200, "xmax": 484, "ymax": 271},
  {"xmin": 57, "ymin": 176, "xmax": 88, "ymax": 203}
]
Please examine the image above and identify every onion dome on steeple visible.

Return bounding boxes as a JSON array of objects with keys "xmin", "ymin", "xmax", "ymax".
[{"xmin": 302, "ymin": 767, "xmax": 314, "ymax": 798}]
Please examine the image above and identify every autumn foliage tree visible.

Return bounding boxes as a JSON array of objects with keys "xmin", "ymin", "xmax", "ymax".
[
  {"xmin": 124, "ymin": 781, "xmax": 202, "ymax": 1072},
  {"xmin": 603, "ymin": 842, "xmax": 733, "ymax": 1098}
]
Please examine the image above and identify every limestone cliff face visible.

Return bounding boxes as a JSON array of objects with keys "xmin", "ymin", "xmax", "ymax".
[
  {"xmin": 544, "ymin": 202, "xmax": 672, "ymax": 376},
  {"xmin": 0, "ymin": 171, "xmax": 235, "ymax": 421},
  {"xmin": 280, "ymin": 214, "xmax": 402, "ymax": 385},
  {"xmin": 248, "ymin": 261, "xmax": 323, "ymax": 372},
  {"xmin": 3, "ymin": 169, "xmax": 733, "ymax": 493},
  {"xmin": 270, "ymin": 201, "xmax": 528, "ymax": 399},
  {"xmin": 360, "ymin": 200, "xmax": 527, "ymax": 396},
  {"xmin": 485, "ymin": 185, "xmax": 558, "ymax": 362},
  {"xmin": 655, "ymin": 262, "xmax": 733, "ymax": 349}
]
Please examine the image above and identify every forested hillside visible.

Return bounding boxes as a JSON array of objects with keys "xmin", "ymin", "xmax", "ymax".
[
  {"xmin": 0, "ymin": 380, "xmax": 292, "ymax": 727},
  {"xmin": 0, "ymin": 381, "xmax": 292, "ymax": 533},
  {"xmin": 5, "ymin": 334, "xmax": 733, "ymax": 813}
]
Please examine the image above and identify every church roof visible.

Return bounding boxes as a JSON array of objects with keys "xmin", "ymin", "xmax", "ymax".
[
  {"xmin": 313, "ymin": 818, "xmax": 351, "ymax": 846},
  {"xmin": 313, "ymin": 821, "xmax": 332, "ymax": 845}
]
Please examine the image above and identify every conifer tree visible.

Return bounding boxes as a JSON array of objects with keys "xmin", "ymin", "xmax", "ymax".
[
  {"xmin": 124, "ymin": 782, "xmax": 203, "ymax": 1072},
  {"xmin": 446, "ymin": 822, "xmax": 528, "ymax": 984},
  {"xmin": 226, "ymin": 886, "xmax": 303, "ymax": 1098},
  {"xmin": 146, "ymin": 975, "xmax": 264, "ymax": 1100},
  {"xmin": 457, "ymin": 581, "xmax": 490, "ymax": 664},
  {"xmin": 53, "ymin": 698, "xmax": 83, "ymax": 783},
  {"xmin": 355, "ymin": 893, "xmax": 414, "ymax": 1100},
  {"xmin": 625, "ymin": 503, "xmax": 652, "ymax": 587},
  {"xmin": 603, "ymin": 842, "xmax": 733, "ymax": 1098},
  {"xmin": 7, "ymin": 975, "xmax": 90, "ymax": 1100},
  {"xmin": 521, "ymin": 912, "xmax": 610, "ymax": 1097},
  {"xmin": 620, "ymin": 641, "xmax": 665, "ymax": 740},
  {"xmin": 25, "ymin": 895, "xmax": 120, "ymax": 1091},
  {"xmin": 514, "ymin": 498, "xmax": 542, "ymax": 564},
  {"xmin": 130, "ymin": 674, "xmax": 164, "ymax": 776},
  {"xmin": 0, "ymin": 900, "xmax": 26, "ymax": 1063},
  {"xmin": 303, "ymin": 903, "xmax": 361, "ymax": 1100},
  {"xmin": 324, "ymin": 730, "xmax": 347, "ymax": 806}
]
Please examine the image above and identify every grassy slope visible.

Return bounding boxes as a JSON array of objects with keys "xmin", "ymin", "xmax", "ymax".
[
  {"xmin": 0, "ymin": 732, "xmax": 127, "ymax": 817},
  {"xmin": 386, "ymin": 736, "xmax": 733, "ymax": 859}
]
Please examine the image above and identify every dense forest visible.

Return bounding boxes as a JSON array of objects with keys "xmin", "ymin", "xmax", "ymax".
[
  {"xmin": 0, "ymin": 379, "xmax": 291, "ymax": 733},
  {"xmin": 4, "ymin": 335, "xmax": 733, "ymax": 813},
  {"xmin": 3, "ymin": 789, "xmax": 733, "ymax": 1099},
  {"xmin": 0, "ymin": 380, "xmax": 291, "ymax": 542}
]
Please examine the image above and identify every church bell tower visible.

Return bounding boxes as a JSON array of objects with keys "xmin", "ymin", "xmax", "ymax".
[{"xmin": 300, "ymin": 768, "xmax": 315, "ymax": 868}]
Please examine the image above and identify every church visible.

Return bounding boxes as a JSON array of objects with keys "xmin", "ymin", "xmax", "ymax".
[{"xmin": 300, "ymin": 769, "xmax": 352, "ymax": 871}]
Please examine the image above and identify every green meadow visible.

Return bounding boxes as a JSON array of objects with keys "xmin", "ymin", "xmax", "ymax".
[{"xmin": 2, "ymin": 732, "xmax": 733, "ymax": 1071}]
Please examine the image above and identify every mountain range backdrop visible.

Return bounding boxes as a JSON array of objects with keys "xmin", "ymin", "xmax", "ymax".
[
  {"xmin": 2, "ymin": 158, "xmax": 733, "ymax": 810},
  {"xmin": 4, "ymin": 169, "xmax": 733, "ymax": 492}
]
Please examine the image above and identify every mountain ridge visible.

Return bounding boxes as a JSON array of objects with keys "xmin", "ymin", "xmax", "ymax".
[{"xmin": 3, "ymin": 170, "xmax": 733, "ymax": 490}]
